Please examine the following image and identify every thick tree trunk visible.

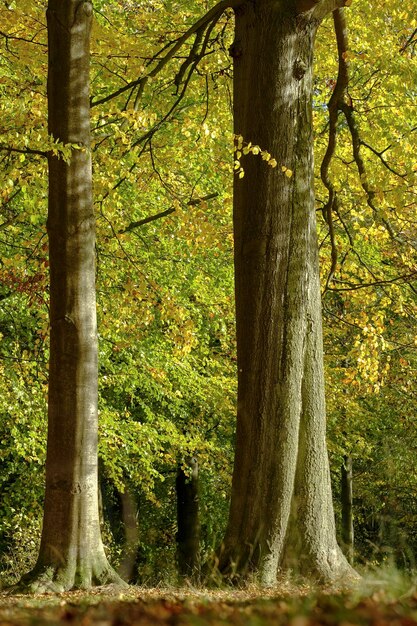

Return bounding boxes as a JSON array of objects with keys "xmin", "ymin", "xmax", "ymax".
[
  {"xmin": 219, "ymin": 0, "xmax": 355, "ymax": 584},
  {"xmin": 341, "ymin": 455, "xmax": 354, "ymax": 564},
  {"xmin": 18, "ymin": 0, "xmax": 124, "ymax": 592},
  {"xmin": 176, "ymin": 457, "xmax": 200, "ymax": 582}
]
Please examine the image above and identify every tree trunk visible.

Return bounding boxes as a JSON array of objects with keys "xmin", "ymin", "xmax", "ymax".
[
  {"xmin": 118, "ymin": 488, "xmax": 140, "ymax": 582},
  {"xmin": 176, "ymin": 457, "xmax": 200, "ymax": 582},
  {"xmin": 218, "ymin": 0, "xmax": 356, "ymax": 584},
  {"xmin": 341, "ymin": 455, "xmax": 354, "ymax": 564},
  {"xmin": 18, "ymin": 0, "xmax": 124, "ymax": 592}
]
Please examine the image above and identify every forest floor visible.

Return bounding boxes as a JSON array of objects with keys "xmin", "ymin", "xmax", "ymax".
[{"xmin": 2, "ymin": 575, "xmax": 417, "ymax": 626}]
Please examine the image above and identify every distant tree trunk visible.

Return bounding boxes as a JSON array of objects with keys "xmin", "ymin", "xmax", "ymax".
[
  {"xmin": 18, "ymin": 0, "xmax": 124, "ymax": 592},
  {"xmin": 341, "ymin": 455, "xmax": 354, "ymax": 564},
  {"xmin": 118, "ymin": 488, "xmax": 140, "ymax": 582},
  {"xmin": 176, "ymin": 456, "xmax": 200, "ymax": 582},
  {"xmin": 98, "ymin": 469, "xmax": 139, "ymax": 581},
  {"xmin": 218, "ymin": 0, "xmax": 356, "ymax": 585}
]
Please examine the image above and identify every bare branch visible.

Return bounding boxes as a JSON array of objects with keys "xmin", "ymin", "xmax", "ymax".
[
  {"xmin": 320, "ymin": 8, "xmax": 349, "ymax": 293},
  {"xmin": 173, "ymin": 25, "xmax": 206, "ymax": 90},
  {"xmin": 0, "ymin": 28, "xmax": 46, "ymax": 47},
  {"xmin": 91, "ymin": 0, "xmax": 240, "ymax": 108},
  {"xmin": 360, "ymin": 140, "xmax": 407, "ymax": 179},
  {"xmin": 296, "ymin": 0, "xmax": 352, "ymax": 19},
  {"xmin": 188, "ymin": 192, "xmax": 218, "ymax": 206},
  {"xmin": 400, "ymin": 27, "xmax": 417, "ymax": 53},
  {"xmin": 130, "ymin": 59, "xmax": 203, "ymax": 150},
  {"xmin": 323, "ymin": 305, "xmax": 417, "ymax": 350},
  {"xmin": 0, "ymin": 145, "xmax": 48, "ymax": 158},
  {"xmin": 327, "ymin": 270, "xmax": 417, "ymax": 292},
  {"xmin": 340, "ymin": 101, "xmax": 400, "ymax": 241},
  {"xmin": 119, "ymin": 207, "xmax": 175, "ymax": 233},
  {"xmin": 118, "ymin": 193, "xmax": 219, "ymax": 234}
]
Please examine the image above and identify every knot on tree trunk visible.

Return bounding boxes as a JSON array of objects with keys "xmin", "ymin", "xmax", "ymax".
[{"xmin": 293, "ymin": 58, "xmax": 307, "ymax": 80}]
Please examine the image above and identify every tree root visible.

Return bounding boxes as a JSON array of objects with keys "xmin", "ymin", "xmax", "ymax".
[{"xmin": 9, "ymin": 561, "xmax": 128, "ymax": 594}]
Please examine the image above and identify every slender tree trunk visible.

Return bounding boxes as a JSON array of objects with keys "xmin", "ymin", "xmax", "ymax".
[
  {"xmin": 118, "ymin": 488, "xmax": 140, "ymax": 582},
  {"xmin": 18, "ymin": 0, "xmax": 124, "ymax": 592},
  {"xmin": 218, "ymin": 0, "xmax": 356, "ymax": 584},
  {"xmin": 341, "ymin": 455, "xmax": 354, "ymax": 564},
  {"xmin": 176, "ymin": 457, "xmax": 200, "ymax": 582}
]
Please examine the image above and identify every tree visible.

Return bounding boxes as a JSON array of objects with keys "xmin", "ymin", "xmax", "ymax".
[
  {"xmin": 90, "ymin": 1, "xmax": 358, "ymax": 582},
  {"xmin": 216, "ymin": 0, "xmax": 357, "ymax": 584},
  {"xmin": 18, "ymin": 0, "xmax": 124, "ymax": 591},
  {"xmin": 44, "ymin": 0, "xmax": 416, "ymax": 585},
  {"xmin": 341, "ymin": 456, "xmax": 354, "ymax": 564},
  {"xmin": 0, "ymin": 0, "xmax": 237, "ymax": 587},
  {"xmin": 176, "ymin": 456, "xmax": 201, "ymax": 581}
]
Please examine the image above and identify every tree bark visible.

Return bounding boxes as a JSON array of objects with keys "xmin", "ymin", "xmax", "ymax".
[
  {"xmin": 218, "ymin": 0, "xmax": 356, "ymax": 584},
  {"xmin": 118, "ymin": 488, "xmax": 140, "ymax": 582},
  {"xmin": 341, "ymin": 455, "xmax": 354, "ymax": 564},
  {"xmin": 176, "ymin": 457, "xmax": 201, "ymax": 582},
  {"xmin": 18, "ymin": 0, "xmax": 124, "ymax": 592}
]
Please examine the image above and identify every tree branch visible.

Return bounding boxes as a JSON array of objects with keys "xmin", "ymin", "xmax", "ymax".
[
  {"xmin": 129, "ymin": 59, "xmax": 203, "ymax": 150},
  {"xmin": 118, "ymin": 193, "xmax": 218, "ymax": 234},
  {"xmin": 320, "ymin": 8, "xmax": 349, "ymax": 293},
  {"xmin": 0, "ymin": 29, "xmax": 46, "ymax": 48},
  {"xmin": 119, "ymin": 207, "xmax": 175, "ymax": 233},
  {"xmin": 400, "ymin": 27, "xmax": 417, "ymax": 53},
  {"xmin": 91, "ymin": 0, "xmax": 240, "ymax": 108},
  {"xmin": 340, "ymin": 101, "xmax": 400, "ymax": 242},
  {"xmin": 360, "ymin": 140, "xmax": 407, "ymax": 178},
  {"xmin": 327, "ymin": 270, "xmax": 417, "ymax": 292},
  {"xmin": 296, "ymin": 0, "xmax": 352, "ymax": 19},
  {"xmin": 0, "ymin": 145, "xmax": 48, "ymax": 158}
]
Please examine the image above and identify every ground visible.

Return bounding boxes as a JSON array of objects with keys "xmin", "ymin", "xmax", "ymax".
[{"xmin": 2, "ymin": 576, "xmax": 417, "ymax": 626}]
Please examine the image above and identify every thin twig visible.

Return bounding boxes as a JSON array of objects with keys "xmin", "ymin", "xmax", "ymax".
[{"xmin": 327, "ymin": 270, "xmax": 417, "ymax": 291}]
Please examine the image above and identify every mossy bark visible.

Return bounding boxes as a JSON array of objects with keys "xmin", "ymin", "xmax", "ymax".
[
  {"xmin": 17, "ymin": 0, "xmax": 124, "ymax": 593},
  {"xmin": 218, "ymin": 0, "xmax": 356, "ymax": 584}
]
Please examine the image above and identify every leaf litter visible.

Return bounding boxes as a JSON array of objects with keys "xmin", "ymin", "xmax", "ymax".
[{"xmin": 2, "ymin": 583, "xmax": 417, "ymax": 626}]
